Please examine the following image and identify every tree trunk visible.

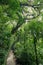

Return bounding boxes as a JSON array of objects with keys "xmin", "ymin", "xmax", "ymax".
[{"xmin": 34, "ymin": 36, "xmax": 39, "ymax": 65}]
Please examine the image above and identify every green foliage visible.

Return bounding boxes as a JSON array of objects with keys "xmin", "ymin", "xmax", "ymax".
[
  {"xmin": 24, "ymin": 21, "xmax": 43, "ymax": 39},
  {"xmin": 0, "ymin": 22, "xmax": 11, "ymax": 65},
  {"xmin": 0, "ymin": 0, "xmax": 43, "ymax": 65},
  {"xmin": 13, "ymin": 21, "xmax": 43, "ymax": 65}
]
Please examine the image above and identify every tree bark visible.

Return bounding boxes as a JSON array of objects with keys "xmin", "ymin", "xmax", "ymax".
[{"xmin": 34, "ymin": 36, "xmax": 39, "ymax": 65}]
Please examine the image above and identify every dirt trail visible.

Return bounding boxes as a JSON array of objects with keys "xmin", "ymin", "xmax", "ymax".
[{"xmin": 7, "ymin": 50, "xmax": 16, "ymax": 65}]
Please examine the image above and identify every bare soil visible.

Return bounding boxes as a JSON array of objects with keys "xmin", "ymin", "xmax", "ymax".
[{"xmin": 7, "ymin": 50, "xmax": 16, "ymax": 65}]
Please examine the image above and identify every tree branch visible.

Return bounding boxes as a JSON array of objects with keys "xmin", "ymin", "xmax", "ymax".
[
  {"xmin": 11, "ymin": 8, "xmax": 40, "ymax": 34},
  {"xmin": 20, "ymin": 3, "xmax": 43, "ymax": 8}
]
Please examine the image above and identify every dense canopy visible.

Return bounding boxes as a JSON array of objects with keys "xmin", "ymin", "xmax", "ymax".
[{"xmin": 0, "ymin": 0, "xmax": 43, "ymax": 65}]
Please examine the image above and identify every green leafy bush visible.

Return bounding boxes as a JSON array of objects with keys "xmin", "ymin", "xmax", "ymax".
[
  {"xmin": 13, "ymin": 29, "xmax": 36, "ymax": 65},
  {"xmin": 13, "ymin": 21, "xmax": 43, "ymax": 65}
]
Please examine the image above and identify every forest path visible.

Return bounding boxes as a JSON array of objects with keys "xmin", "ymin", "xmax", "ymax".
[{"xmin": 7, "ymin": 50, "xmax": 16, "ymax": 65}]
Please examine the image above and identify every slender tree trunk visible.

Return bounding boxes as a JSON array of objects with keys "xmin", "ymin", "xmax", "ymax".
[{"xmin": 34, "ymin": 36, "xmax": 39, "ymax": 65}]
